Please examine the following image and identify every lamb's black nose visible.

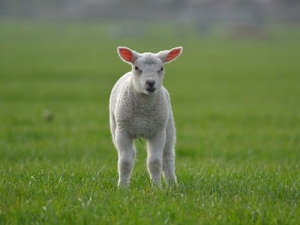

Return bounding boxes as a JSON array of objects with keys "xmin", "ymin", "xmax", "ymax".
[{"xmin": 146, "ymin": 80, "xmax": 156, "ymax": 88}]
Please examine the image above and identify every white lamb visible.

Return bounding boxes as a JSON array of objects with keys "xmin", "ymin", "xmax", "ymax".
[{"xmin": 109, "ymin": 46, "xmax": 183, "ymax": 187}]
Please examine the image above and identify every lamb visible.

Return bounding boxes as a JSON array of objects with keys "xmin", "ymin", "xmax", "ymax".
[{"xmin": 109, "ymin": 46, "xmax": 183, "ymax": 187}]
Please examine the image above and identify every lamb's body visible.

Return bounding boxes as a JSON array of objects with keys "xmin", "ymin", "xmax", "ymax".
[
  {"xmin": 110, "ymin": 72, "xmax": 172, "ymax": 139},
  {"xmin": 109, "ymin": 47, "xmax": 182, "ymax": 187}
]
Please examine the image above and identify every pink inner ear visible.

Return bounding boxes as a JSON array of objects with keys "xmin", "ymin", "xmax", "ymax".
[
  {"xmin": 166, "ymin": 48, "xmax": 181, "ymax": 62},
  {"xmin": 119, "ymin": 48, "xmax": 133, "ymax": 62}
]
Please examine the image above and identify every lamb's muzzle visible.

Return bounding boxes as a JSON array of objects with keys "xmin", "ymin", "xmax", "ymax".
[{"xmin": 145, "ymin": 80, "xmax": 156, "ymax": 93}]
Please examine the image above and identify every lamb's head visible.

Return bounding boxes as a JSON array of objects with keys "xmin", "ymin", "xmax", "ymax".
[{"xmin": 117, "ymin": 46, "xmax": 182, "ymax": 95}]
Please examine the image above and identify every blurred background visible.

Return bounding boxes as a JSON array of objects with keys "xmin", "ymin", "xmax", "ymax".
[
  {"xmin": 0, "ymin": 0, "xmax": 300, "ymax": 163},
  {"xmin": 1, "ymin": 0, "xmax": 300, "ymax": 37}
]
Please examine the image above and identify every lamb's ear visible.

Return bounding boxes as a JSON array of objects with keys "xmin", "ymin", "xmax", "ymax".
[
  {"xmin": 117, "ymin": 46, "xmax": 140, "ymax": 64},
  {"xmin": 157, "ymin": 47, "xmax": 183, "ymax": 64}
]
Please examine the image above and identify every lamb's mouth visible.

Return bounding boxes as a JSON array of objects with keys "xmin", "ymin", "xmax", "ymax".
[{"xmin": 146, "ymin": 87, "xmax": 156, "ymax": 93}]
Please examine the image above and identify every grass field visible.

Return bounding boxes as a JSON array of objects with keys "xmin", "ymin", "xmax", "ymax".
[{"xmin": 0, "ymin": 20, "xmax": 300, "ymax": 224}]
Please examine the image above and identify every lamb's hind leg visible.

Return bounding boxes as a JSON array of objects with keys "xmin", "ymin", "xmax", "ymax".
[
  {"xmin": 109, "ymin": 112, "xmax": 116, "ymax": 146},
  {"xmin": 115, "ymin": 129, "xmax": 135, "ymax": 187},
  {"xmin": 162, "ymin": 118, "xmax": 177, "ymax": 186}
]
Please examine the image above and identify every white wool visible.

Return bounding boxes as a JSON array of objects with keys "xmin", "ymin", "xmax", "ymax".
[{"xmin": 109, "ymin": 46, "xmax": 182, "ymax": 187}]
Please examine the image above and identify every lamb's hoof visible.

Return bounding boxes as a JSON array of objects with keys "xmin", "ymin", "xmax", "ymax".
[
  {"xmin": 165, "ymin": 179, "xmax": 178, "ymax": 188},
  {"xmin": 118, "ymin": 180, "xmax": 130, "ymax": 188},
  {"xmin": 150, "ymin": 180, "xmax": 162, "ymax": 188}
]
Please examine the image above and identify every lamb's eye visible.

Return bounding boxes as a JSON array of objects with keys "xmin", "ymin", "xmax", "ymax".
[
  {"xmin": 134, "ymin": 66, "xmax": 142, "ymax": 73},
  {"xmin": 158, "ymin": 67, "xmax": 164, "ymax": 73},
  {"xmin": 134, "ymin": 66, "xmax": 143, "ymax": 73}
]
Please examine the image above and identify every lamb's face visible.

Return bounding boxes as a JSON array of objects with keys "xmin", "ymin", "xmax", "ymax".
[
  {"xmin": 132, "ymin": 54, "xmax": 164, "ymax": 95},
  {"xmin": 117, "ymin": 46, "xmax": 182, "ymax": 95}
]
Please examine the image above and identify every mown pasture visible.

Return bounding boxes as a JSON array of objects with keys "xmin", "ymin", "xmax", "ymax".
[{"xmin": 0, "ymin": 20, "xmax": 299, "ymax": 224}]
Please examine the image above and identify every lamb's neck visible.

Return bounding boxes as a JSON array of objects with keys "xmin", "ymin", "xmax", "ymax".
[{"xmin": 133, "ymin": 89, "xmax": 161, "ymax": 103}]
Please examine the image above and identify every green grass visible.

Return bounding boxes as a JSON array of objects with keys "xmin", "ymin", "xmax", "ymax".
[{"xmin": 0, "ymin": 20, "xmax": 300, "ymax": 224}]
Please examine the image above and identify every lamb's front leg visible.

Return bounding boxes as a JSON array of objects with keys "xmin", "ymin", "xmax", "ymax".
[
  {"xmin": 115, "ymin": 129, "xmax": 135, "ymax": 187},
  {"xmin": 162, "ymin": 117, "xmax": 177, "ymax": 186},
  {"xmin": 147, "ymin": 131, "xmax": 166, "ymax": 187}
]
